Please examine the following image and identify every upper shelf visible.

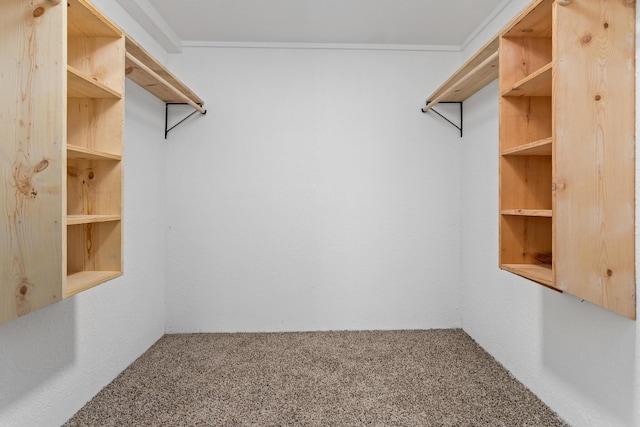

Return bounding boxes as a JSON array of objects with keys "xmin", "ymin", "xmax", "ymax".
[
  {"xmin": 124, "ymin": 35, "xmax": 204, "ymax": 108},
  {"xmin": 67, "ymin": 0, "xmax": 122, "ymax": 38},
  {"xmin": 422, "ymin": 34, "xmax": 499, "ymax": 112}
]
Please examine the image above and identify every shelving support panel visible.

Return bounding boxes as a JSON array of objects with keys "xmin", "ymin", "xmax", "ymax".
[{"xmin": 497, "ymin": 0, "xmax": 635, "ymax": 319}]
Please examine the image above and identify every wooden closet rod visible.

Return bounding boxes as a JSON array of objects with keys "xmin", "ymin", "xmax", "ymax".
[
  {"xmin": 422, "ymin": 50, "xmax": 499, "ymax": 113},
  {"xmin": 125, "ymin": 52, "xmax": 206, "ymax": 114}
]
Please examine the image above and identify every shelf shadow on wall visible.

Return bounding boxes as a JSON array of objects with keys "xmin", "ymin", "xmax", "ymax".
[
  {"xmin": 542, "ymin": 291, "xmax": 636, "ymax": 426},
  {"xmin": 0, "ymin": 298, "xmax": 76, "ymax": 419}
]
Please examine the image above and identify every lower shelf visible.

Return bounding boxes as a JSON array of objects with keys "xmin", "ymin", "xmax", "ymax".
[
  {"xmin": 65, "ymin": 270, "xmax": 122, "ymax": 298},
  {"xmin": 501, "ymin": 263, "xmax": 556, "ymax": 289}
]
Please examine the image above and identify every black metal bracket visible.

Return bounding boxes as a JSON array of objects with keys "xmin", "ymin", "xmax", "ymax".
[
  {"xmin": 422, "ymin": 101, "xmax": 463, "ymax": 138},
  {"xmin": 165, "ymin": 102, "xmax": 207, "ymax": 139}
]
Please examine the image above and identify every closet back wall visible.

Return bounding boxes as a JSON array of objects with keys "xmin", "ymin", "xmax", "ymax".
[{"xmin": 164, "ymin": 47, "xmax": 462, "ymax": 332}]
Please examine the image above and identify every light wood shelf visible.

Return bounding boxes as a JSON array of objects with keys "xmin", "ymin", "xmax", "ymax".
[
  {"xmin": 67, "ymin": 65, "xmax": 122, "ymax": 99},
  {"xmin": 501, "ymin": 264, "xmax": 554, "ymax": 288},
  {"xmin": 67, "ymin": 144, "xmax": 122, "ymax": 161},
  {"xmin": 124, "ymin": 35, "xmax": 204, "ymax": 106},
  {"xmin": 65, "ymin": 271, "xmax": 122, "ymax": 297},
  {"xmin": 423, "ymin": 34, "xmax": 499, "ymax": 111},
  {"xmin": 67, "ymin": 215, "xmax": 121, "ymax": 225},
  {"xmin": 501, "ymin": 62, "xmax": 552, "ymax": 97},
  {"xmin": 501, "ymin": 209, "xmax": 552, "ymax": 217},
  {"xmin": 67, "ymin": 0, "xmax": 121, "ymax": 38},
  {"xmin": 501, "ymin": 137, "xmax": 552, "ymax": 156}
]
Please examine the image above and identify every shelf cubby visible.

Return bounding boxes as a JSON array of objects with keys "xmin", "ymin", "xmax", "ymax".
[{"xmin": 501, "ymin": 62, "xmax": 552, "ymax": 97}]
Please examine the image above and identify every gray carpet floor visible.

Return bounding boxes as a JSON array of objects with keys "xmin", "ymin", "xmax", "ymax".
[{"xmin": 64, "ymin": 329, "xmax": 567, "ymax": 426}]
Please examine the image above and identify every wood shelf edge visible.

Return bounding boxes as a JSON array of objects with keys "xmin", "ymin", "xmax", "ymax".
[
  {"xmin": 64, "ymin": 271, "xmax": 122, "ymax": 298},
  {"xmin": 67, "ymin": 65, "xmax": 122, "ymax": 99},
  {"xmin": 67, "ymin": 144, "xmax": 122, "ymax": 161},
  {"xmin": 501, "ymin": 263, "xmax": 559, "ymax": 290},
  {"xmin": 501, "ymin": 62, "xmax": 552, "ymax": 97},
  {"xmin": 501, "ymin": 137, "xmax": 552, "ymax": 156},
  {"xmin": 424, "ymin": 34, "xmax": 499, "ymax": 106},
  {"xmin": 124, "ymin": 34, "xmax": 204, "ymax": 106},
  {"xmin": 501, "ymin": 209, "xmax": 552, "ymax": 217},
  {"xmin": 66, "ymin": 215, "xmax": 122, "ymax": 225},
  {"xmin": 67, "ymin": 0, "xmax": 123, "ymax": 38}
]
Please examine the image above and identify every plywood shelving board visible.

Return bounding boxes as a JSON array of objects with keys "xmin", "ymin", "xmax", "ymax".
[
  {"xmin": 498, "ymin": 0, "xmax": 636, "ymax": 319},
  {"xmin": 124, "ymin": 35, "xmax": 204, "ymax": 105},
  {"xmin": 0, "ymin": 0, "xmax": 66, "ymax": 324}
]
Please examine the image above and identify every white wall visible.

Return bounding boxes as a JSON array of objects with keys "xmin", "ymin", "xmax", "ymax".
[
  {"xmin": 0, "ymin": 2, "xmax": 169, "ymax": 426},
  {"xmin": 460, "ymin": 2, "xmax": 640, "ymax": 427},
  {"xmin": 163, "ymin": 46, "xmax": 464, "ymax": 332}
]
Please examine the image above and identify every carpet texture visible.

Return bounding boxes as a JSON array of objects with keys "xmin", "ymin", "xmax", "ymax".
[{"xmin": 64, "ymin": 329, "xmax": 567, "ymax": 426}]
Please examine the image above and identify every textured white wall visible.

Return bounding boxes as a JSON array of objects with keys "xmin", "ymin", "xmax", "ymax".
[
  {"xmin": 460, "ymin": 2, "xmax": 640, "ymax": 427},
  {"xmin": 163, "ymin": 46, "xmax": 464, "ymax": 332},
  {"xmin": 0, "ymin": 2, "xmax": 169, "ymax": 426}
]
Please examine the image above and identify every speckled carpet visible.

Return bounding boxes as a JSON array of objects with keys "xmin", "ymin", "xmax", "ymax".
[{"xmin": 64, "ymin": 329, "xmax": 567, "ymax": 426}]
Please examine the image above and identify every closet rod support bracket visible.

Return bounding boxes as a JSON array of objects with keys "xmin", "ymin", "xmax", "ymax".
[
  {"xmin": 165, "ymin": 102, "xmax": 206, "ymax": 139},
  {"xmin": 422, "ymin": 101, "xmax": 463, "ymax": 138}
]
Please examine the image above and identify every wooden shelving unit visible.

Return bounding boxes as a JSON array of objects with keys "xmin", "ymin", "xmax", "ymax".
[
  {"xmin": 65, "ymin": 0, "xmax": 124, "ymax": 297},
  {"xmin": 498, "ymin": 0, "xmax": 635, "ymax": 319},
  {"xmin": 1, "ymin": 0, "xmax": 205, "ymax": 325},
  {"xmin": 0, "ymin": 0, "xmax": 124, "ymax": 324}
]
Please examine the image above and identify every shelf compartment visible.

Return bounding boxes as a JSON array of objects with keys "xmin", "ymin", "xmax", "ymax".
[
  {"xmin": 67, "ymin": 159, "xmax": 122, "ymax": 216},
  {"xmin": 65, "ymin": 271, "xmax": 122, "ymax": 298},
  {"xmin": 499, "ymin": 96, "xmax": 551, "ymax": 151},
  {"xmin": 502, "ymin": 62, "xmax": 552, "ymax": 97},
  {"xmin": 500, "ymin": 155, "xmax": 552, "ymax": 210},
  {"xmin": 501, "ymin": 263, "xmax": 554, "ymax": 288},
  {"xmin": 500, "ymin": 215, "xmax": 552, "ymax": 265},
  {"xmin": 501, "ymin": 137, "xmax": 552, "ymax": 156},
  {"xmin": 67, "ymin": 0, "xmax": 122, "ymax": 38},
  {"xmin": 67, "ymin": 144, "xmax": 122, "ymax": 161},
  {"xmin": 503, "ymin": 0, "xmax": 553, "ymax": 38},
  {"xmin": 67, "ymin": 98, "xmax": 123, "ymax": 154},
  {"xmin": 66, "ymin": 221, "xmax": 122, "ymax": 295},
  {"xmin": 501, "ymin": 209, "xmax": 552, "ymax": 217},
  {"xmin": 67, "ymin": 66, "xmax": 122, "ymax": 99},
  {"xmin": 67, "ymin": 214, "xmax": 121, "ymax": 225}
]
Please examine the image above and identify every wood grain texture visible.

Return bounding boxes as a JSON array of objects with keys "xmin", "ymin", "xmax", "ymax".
[
  {"xmin": 67, "ymin": 65, "xmax": 122, "ymax": 99},
  {"xmin": 499, "ymin": 96, "xmax": 552, "ymax": 151},
  {"xmin": 501, "ymin": 137, "xmax": 552, "ymax": 156},
  {"xmin": 424, "ymin": 40, "xmax": 499, "ymax": 106},
  {"xmin": 68, "ymin": 36, "xmax": 124, "ymax": 95},
  {"xmin": 502, "ymin": 62, "xmax": 552, "ymax": 97},
  {"xmin": 66, "ymin": 221, "xmax": 121, "ymax": 278},
  {"xmin": 500, "ymin": 156, "xmax": 552, "ymax": 211},
  {"xmin": 0, "ymin": 0, "xmax": 65, "ymax": 324},
  {"xmin": 503, "ymin": 0, "xmax": 553, "ymax": 38},
  {"xmin": 553, "ymin": 0, "xmax": 636, "ymax": 319},
  {"xmin": 67, "ymin": 0, "xmax": 121, "ymax": 38},
  {"xmin": 501, "ymin": 263, "xmax": 554, "ymax": 287},
  {"xmin": 125, "ymin": 34, "xmax": 204, "ymax": 105},
  {"xmin": 499, "ymin": 37, "xmax": 552, "ymax": 93}
]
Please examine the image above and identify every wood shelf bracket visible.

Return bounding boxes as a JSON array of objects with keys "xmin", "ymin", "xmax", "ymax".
[{"xmin": 422, "ymin": 101, "xmax": 463, "ymax": 137}]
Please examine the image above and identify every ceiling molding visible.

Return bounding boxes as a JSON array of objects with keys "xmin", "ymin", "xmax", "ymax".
[
  {"xmin": 460, "ymin": 0, "xmax": 511, "ymax": 51},
  {"xmin": 181, "ymin": 41, "xmax": 461, "ymax": 52},
  {"xmin": 114, "ymin": 0, "xmax": 182, "ymax": 53}
]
